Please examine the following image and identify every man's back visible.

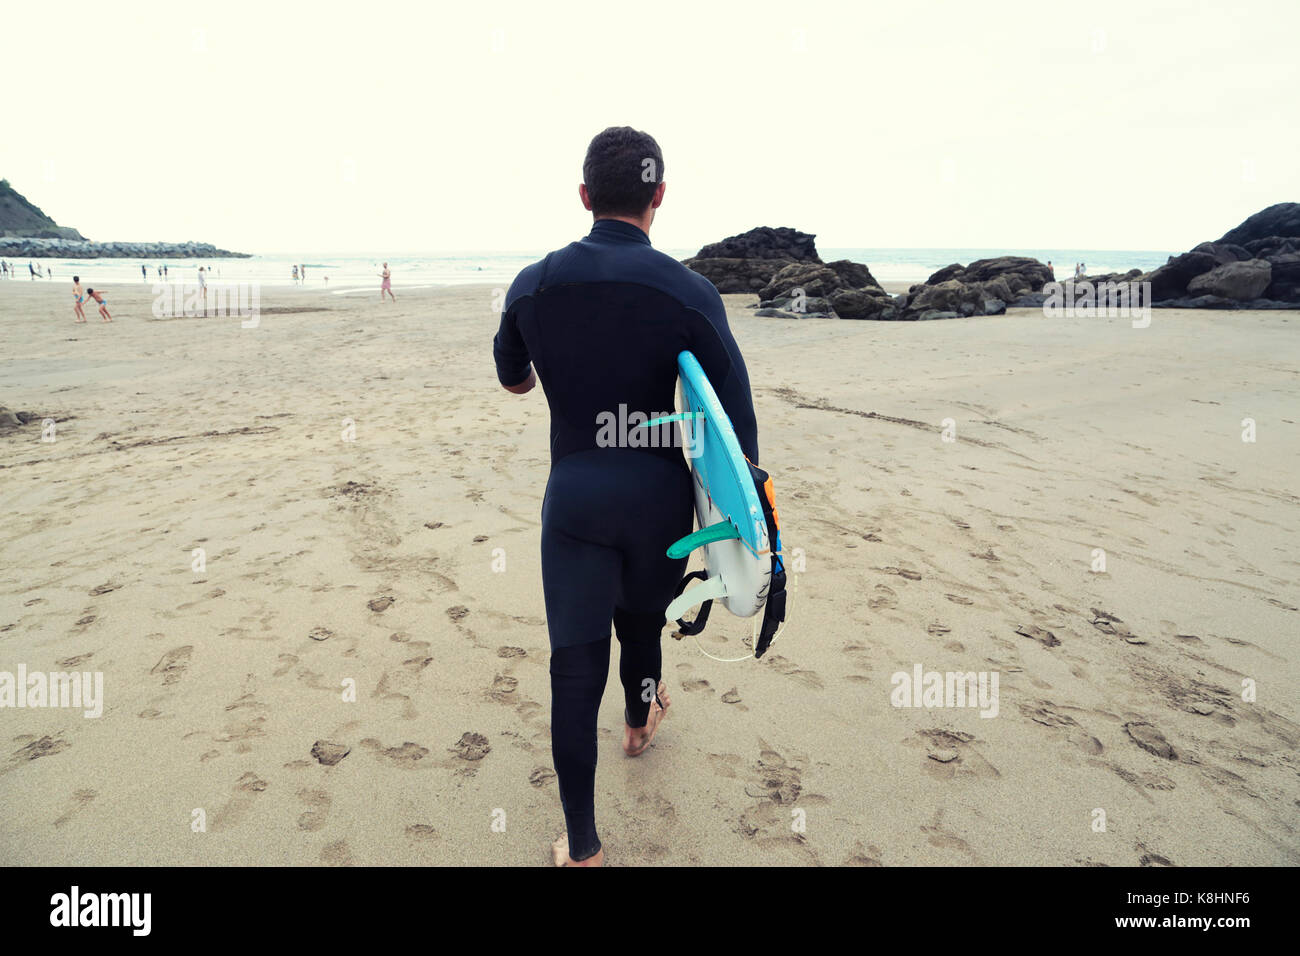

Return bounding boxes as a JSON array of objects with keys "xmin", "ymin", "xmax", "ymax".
[{"xmin": 494, "ymin": 218, "xmax": 758, "ymax": 468}]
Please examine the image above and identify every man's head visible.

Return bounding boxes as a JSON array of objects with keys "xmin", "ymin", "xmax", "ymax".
[{"xmin": 579, "ymin": 127, "xmax": 665, "ymax": 226}]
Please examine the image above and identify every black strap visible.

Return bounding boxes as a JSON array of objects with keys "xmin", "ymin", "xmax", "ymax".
[{"xmin": 671, "ymin": 570, "xmax": 713, "ymax": 635}]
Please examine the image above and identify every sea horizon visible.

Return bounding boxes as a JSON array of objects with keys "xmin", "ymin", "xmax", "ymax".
[{"xmin": 1, "ymin": 246, "xmax": 1176, "ymax": 290}]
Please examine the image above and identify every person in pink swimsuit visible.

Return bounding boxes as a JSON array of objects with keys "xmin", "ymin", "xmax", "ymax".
[{"xmin": 380, "ymin": 263, "xmax": 395, "ymax": 302}]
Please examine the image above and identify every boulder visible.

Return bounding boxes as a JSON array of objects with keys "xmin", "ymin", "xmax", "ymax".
[
  {"xmin": 691, "ymin": 226, "xmax": 820, "ymax": 262},
  {"xmin": 962, "ymin": 256, "xmax": 1054, "ymax": 291},
  {"xmin": 684, "ymin": 256, "xmax": 792, "ymax": 294},
  {"xmin": 1145, "ymin": 249, "xmax": 1218, "ymax": 301},
  {"xmin": 825, "ymin": 259, "xmax": 883, "ymax": 291},
  {"xmin": 1217, "ymin": 202, "xmax": 1300, "ymax": 245},
  {"xmin": 1243, "ymin": 236, "xmax": 1299, "ymax": 259},
  {"xmin": 757, "ymin": 262, "xmax": 847, "ymax": 302},
  {"xmin": 830, "ymin": 288, "xmax": 893, "ymax": 320},
  {"xmin": 925, "ymin": 263, "xmax": 966, "ymax": 285},
  {"xmin": 1264, "ymin": 252, "xmax": 1300, "ymax": 301},
  {"xmin": 1186, "ymin": 258, "xmax": 1272, "ymax": 301},
  {"xmin": 1191, "ymin": 241, "xmax": 1251, "ymax": 265}
]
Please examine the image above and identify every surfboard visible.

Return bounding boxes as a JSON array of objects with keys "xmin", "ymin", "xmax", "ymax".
[{"xmin": 656, "ymin": 351, "xmax": 772, "ymax": 622}]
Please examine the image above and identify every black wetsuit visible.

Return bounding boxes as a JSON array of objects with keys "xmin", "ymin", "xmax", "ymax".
[{"xmin": 494, "ymin": 219, "xmax": 758, "ymax": 861}]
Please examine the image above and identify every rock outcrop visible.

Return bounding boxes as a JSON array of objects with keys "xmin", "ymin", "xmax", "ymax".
[
  {"xmin": 683, "ymin": 226, "xmax": 821, "ymax": 294},
  {"xmin": 1144, "ymin": 203, "xmax": 1300, "ymax": 307},
  {"xmin": 0, "ymin": 236, "xmax": 250, "ymax": 259}
]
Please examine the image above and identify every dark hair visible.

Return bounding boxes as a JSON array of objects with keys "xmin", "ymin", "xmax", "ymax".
[
  {"xmin": 73, "ymin": 275, "xmax": 79, "ymax": 282},
  {"xmin": 86, "ymin": 288, "xmax": 93, "ymax": 294},
  {"xmin": 582, "ymin": 127, "xmax": 663, "ymax": 217}
]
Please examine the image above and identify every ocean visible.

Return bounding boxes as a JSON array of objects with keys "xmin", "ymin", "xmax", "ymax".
[{"xmin": 0, "ymin": 248, "xmax": 1175, "ymax": 293}]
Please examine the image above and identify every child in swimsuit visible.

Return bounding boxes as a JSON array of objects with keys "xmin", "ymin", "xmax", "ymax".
[
  {"xmin": 73, "ymin": 276, "xmax": 87, "ymax": 323},
  {"xmin": 380, "ymin": 263, "xmax": 395, "ymax": 302},
  {"xmin": 86, "ymin": 288, "xmax": 112, "ymax": 322}
]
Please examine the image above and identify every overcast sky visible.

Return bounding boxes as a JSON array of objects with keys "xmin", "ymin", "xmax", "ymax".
[{"xmin": 2, "ymin": 0, "xmax": 1296, "ymax": 254}]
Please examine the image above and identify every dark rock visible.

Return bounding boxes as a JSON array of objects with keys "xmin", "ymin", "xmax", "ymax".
[
  {"xmin": 1146, "ymin": 250, "xmax": 1218, "ymax": 301},
  {"xmin": 1243, "ymin": 236, "xmax": 1299, "ymax": 259},
  {"xmin": 1011, "ymin": 292, "xmax": 1049, "ymax": 308},
  {"xmin": 962, "ymin": 256, "xmax": 1054, "ymax": 291},
  {"xmin": 1264, "ymin": 252, "xmax": 1300, "ymax": 301},
  {"xmin": 754, "ymin": 307, "xmax": 807, "ymax": 319},
  {"xmin": 1186, "ymin": 258, "xmax": 1272, "ymax": 300},
  {"xmin": 825, "ymin": 259, "xmax": 882, "ymax": 291},
  {"xmin": 917, "ymin": 309, "xmax": 959, "ymax": 321},
  {"xmin": 691, "ymin": 226, "xmax": 820, "ymax": 262},
  {"xmin": 757, "ymin": 262, "xmax": 847, "ymax": 302},
  {"xmin": 983, "ymin": 298, "xmax": 1007, "ymax": 315},
  {"xmin": 1191, "ymin": 241, "xmax": 1251, "ymax": 265},
  {"xmin": 925, "ymin": 263, "xmax": 966, "ymax": 285},
  {"xmin": 1217, "ymin": 202, "xmax": 1300, "ymax": 245},
  {"xmin": 829, "ymin": 288, "xmax": 892, "ymax": 320},
  {"xmin": 1152, "ymin": 295, "xmax": 1297, "ymax": 310},
  {"xmin": 683, "ymin": 256, "xmax": 792, "ymax": 294}
]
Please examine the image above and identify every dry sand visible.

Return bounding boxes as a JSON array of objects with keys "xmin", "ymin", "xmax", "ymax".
[{"xmin": 1, "ymin": 279, "xmax": 1297, "ymax": 866}]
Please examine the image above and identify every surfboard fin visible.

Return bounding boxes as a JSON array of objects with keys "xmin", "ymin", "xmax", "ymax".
[
  {"xmin": 666, "ymin": 520, "xmax": 739, "ymax": 560},
  {"xmin": 665, "ymin": 573, "xmax": 727, "ymax": 623}
]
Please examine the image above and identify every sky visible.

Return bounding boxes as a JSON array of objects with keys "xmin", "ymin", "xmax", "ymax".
[{"xmin": 2, "ymin": 0, "xmax": 1296, "ymax": 255}]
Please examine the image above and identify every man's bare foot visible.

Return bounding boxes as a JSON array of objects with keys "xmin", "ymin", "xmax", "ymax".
[
  {"xmin": 623, "ymin": 681, "xmax": 670, "ymax": 757},
  {"xmin": 552, "ymin": 834, "xmax": 604, "ymax": 867}
]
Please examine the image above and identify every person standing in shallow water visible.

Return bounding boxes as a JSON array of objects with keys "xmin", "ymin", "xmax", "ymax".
[
  {"xmin": 380, "ymin": 263, "xmax": 395, "ymax": 301},
  {"xmin": 493, "ymin": 127, "xmax": 759, "ymax": 867}
]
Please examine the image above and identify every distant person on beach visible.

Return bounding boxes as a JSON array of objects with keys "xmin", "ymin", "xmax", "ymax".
[
  {"xmin": 1047, "ymin": 260, "xmax": 1054, "ymax": 279},
  {"xmin": 164, "ymin": 265, "xmax": 168, "ymax": 278},
  {"xmin": 293, "ymin": 264, "xmax": 299, "ymax": 283},
  {"xmin": 86, "ymin": 287, "xmax": 111, "ymax": 321},
  {"xmin": 46, "ymin": 266, "xmax": 51, "ymax": 278},
  {"xmin": 301, "ymin": 265, "xmax": 306, "ymax": 281},
  {"xmin": 29, "ymin": 261, "xmax": 37, "ymax": 279},
  {"xmin": 142, "ymin": 265, "xmax": 148, "ymax": 281},
  {"xmin": 72, "ymin": 276, "xmax": 87, "ymax": 323},
  {"xmin": 198, "ymin": 266, "xmax": 208, "ymax": 312},
  {"xmin": 380, "ymin": 263, "xmax": 395, "ymax": 301}
]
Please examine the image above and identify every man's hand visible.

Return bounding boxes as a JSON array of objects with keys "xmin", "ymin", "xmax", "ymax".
[{"xmin": 503, "ymin": 368, "xmax": 537, "ymax": 394}]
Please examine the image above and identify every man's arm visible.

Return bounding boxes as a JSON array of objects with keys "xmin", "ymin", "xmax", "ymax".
[
  {"xmin": 502, "ymin": 367, "xmax": 536, "ymax": 394},
  {"xmin": 493, "ymin": 271, "xmax": 539, "ymax": 394}
]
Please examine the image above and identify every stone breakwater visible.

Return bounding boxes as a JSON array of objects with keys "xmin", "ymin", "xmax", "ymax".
[{"xmin": 0, "ymin": 237, "xmax": 250, "ymax": 258}]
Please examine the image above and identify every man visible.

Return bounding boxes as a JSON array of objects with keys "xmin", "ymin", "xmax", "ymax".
[{"xmin": 493, "ymin": 127, "xmax": 759, "ymax": 866}]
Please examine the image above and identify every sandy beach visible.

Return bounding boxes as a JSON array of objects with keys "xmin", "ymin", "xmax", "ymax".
[{"xmin": 0, "ymin": 280, "xmax": 1297, "ymax": 867}]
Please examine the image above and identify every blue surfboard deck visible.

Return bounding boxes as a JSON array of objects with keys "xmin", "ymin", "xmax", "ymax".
[{"xmin": 677, "ymin": 351, "xmax": 767, "ymax": 558}]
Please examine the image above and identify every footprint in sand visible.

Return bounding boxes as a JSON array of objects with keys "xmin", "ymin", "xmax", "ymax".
[
  {"xmin": 497, "ymin": 646, "xmax": 526, "ymax": 658},
  {"xmin": 913, "ymin": 729, "xmax": 1001, "ymax": 779},
  {"xmin": 360, "ymin": 739, "xmax": 429, "ymax": 765},
  {"xmin": 296, "ymin": 789, "xmax": 331, "ymax": 831},
  {"xmin": 451, "ymin": 732, "xmax": 490, "ymax": 761},
  {"xmin": 487, "ymin": 674, "xmax": 518, "ymax": 702},
  {"xmin": 53, "ymin": 789, "xmax": 97, "ymax": 827},
  {"xmin": 406, "ymin": 824, "xmax": 438, "ymax": 840},
  {"xmin": 765, "ymin": 655, "xmax": 824, "ymax": 689},
  {"xmin": 211, "ymin": 771, "xmax": 268, "ymax": 831},
  {"xmin": 945, "ymin": 594, "xmax": 975, "ymax": 605},
  {"xmin": 1125, "ymin": 722, "xmax": 1177, "ymax": 760},
  {"xmin": 150, "ymin": 646, "xmax": 193, "ymax": 685},
  {"xmin": 528, "ymin": 767, "xmax": 556, "ymax": 788},
  {"xmin": 320, "ymin": 840, "xmax": 354, "ymax": 866},
  {"xmin": 867, "ymin": 584, "xmax": 898, "ymax": 610}
]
